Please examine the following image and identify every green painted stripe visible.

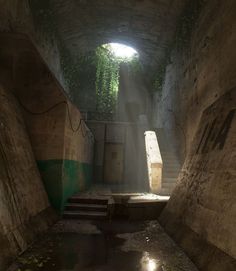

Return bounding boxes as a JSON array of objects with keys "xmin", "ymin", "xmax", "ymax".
[
  {"xmin": 62, "ymin": 160, "xmax": 93, "ymax": 208},
  {"xmin": 37, "ymin": 160, "xmax": 63, "ymax": 212},
  {"xmin": 37, "ymin": 159, "xmax": 93, "ymax": 213}
]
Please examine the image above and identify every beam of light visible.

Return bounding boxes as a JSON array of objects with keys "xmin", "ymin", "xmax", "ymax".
[{"xmin": 109, "ymin": 43, "xmax": 138, "ymax": 58}]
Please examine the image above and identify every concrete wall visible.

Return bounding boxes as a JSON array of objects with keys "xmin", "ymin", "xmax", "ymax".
[
  {"xmin": 62, "ymin": 102, "xmax": 94, "ymax": 204},
  {"xmin": 153, "ymin": 0, "xmax": 236, "ymax": 164},
  {"xmin": 88, "ymin": 121, "xmax": 148, "ymax": 191},
  {"xmin": 0, "ymin": 84, "xmax": 56, "ymax": 270},
  {"xmin": 155, "ymin": 0, "xmax": 236, "ymax": 269},
  {"xmin": 0, "ymin": 34, "xmax": 94, "ymax": 213},
  {"xmin": 160, "ymin": 89, "xmax": 236, "ymax": 270}
]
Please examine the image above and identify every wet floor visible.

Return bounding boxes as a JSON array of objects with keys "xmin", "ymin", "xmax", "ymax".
[{"xmin": 10, "ymin": 220, "xmax": 198, "ymax": 271}]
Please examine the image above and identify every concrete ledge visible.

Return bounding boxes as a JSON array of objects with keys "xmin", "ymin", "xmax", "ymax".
[{"xmin": 110, "ymin": 194, "xmax": 168, "ymax": 220}]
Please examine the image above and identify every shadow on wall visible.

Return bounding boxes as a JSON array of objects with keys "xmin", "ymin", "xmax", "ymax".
[
  {"xmin": 159, "ymin": 88, "xmax": 236, "ymax": 271},
  {"xmin": 0, "ymin": 33, "xmax": 94, "ymax": 213}
]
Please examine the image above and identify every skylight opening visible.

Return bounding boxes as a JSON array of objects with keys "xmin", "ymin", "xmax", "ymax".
[{"xmin": 103, "ymin": 43, "xmax": 138, "ymax": 60}]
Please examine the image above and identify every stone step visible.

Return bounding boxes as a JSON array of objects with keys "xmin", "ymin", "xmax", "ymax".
[
  {"xmin": 163, "ymin": 172, "xmax": 179, "ymax": 178},
  {"xmin": 163, "ymin": 160, "xmax": 180, "ymax": 164},
  {"xmin": 163, "ymin": 163, "xmax": 179, "ymax": 167},
  {"xmin": 162, "ymin": 183, "xmax": 176, "ymax": 189},
  {"xmin": 162, "ymin": 162, "xmax": 180, "ymax": 167},
  {"xmin": 162, "ymin": 166, "xmax": 180, "ymax": 173},
  {"xmin": 68, "ymin": 197, "xmax": 108, "ymax": 205},
  {"xmin": 161, "ymin": 151, "xmax": 178, "ymax": 154},
  {"xmin": 162, "ymin": 172, "xmax": 179, "ymax": 178},
  {"xmin": 63, "ymin": 210, "xmax": 108, "ymax": 220},
  {"xmin": 161, "ymin": 151, "xmax": 178, "ymax": 155},
  {"xmin": 65, "ymin": 203, "xmax": 107, "ymax": 212},
  {"xmin": 163, "ymin": 167, "xmax": 180, "ymax": 173},
  {"xmin": 162, "ymin": 177, "xmax": 178, "ymax": 183},
  {"xmin": 162, "ymin": 158, "xmax": 180, "ymax": 164}
]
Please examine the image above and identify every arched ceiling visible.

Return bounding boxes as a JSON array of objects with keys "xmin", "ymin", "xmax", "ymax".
[{"xmin": 51, "ymin": 0, "xmax": 187, "ymax": 69}]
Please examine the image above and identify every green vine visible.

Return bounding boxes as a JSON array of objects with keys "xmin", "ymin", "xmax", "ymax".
[
  {"xmin": 95, "ymin": 46, "xmax": 120, "ymax": 114},
  {"xmin": 95, "ymin": 45, "xmax": 141, "ymax": 114},
  {"xmin": 29, "ymin": 1, "xmax": 142, "ymax": 113}
]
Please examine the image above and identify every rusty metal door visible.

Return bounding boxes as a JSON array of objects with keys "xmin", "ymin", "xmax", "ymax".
[{"xmin": 104, "ymin": 143, "xmax": 124, "ymax": 183}]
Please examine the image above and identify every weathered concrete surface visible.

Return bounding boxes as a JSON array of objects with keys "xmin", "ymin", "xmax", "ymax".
[
  {"xmin": 0, "ymin": 34, "xmax": 94, "ymax": 212},
  {"xmin": 0, "ymin": 1, "xmax": 66, "ymax": 95},
  {"xmin": 51, "ymin": 0, "xmax": 186, "ymax": 68},
  {"xmin": 62, "ymin": 101, "xmax": 94, "ymax": 204},
  {"xmin": 159, "ymin": 89, "xmax": 236, "ymax": 270},
  {"xmin": 0, "ymin": 85, "xmax": 56, "ymax": 270},
  {"xmin": 153, "ymin": 0, "xmax": 236, "ymax": 163},
  {"xmin": 0, "ymin": 0, "xmax": 187, "ymax": 105}
]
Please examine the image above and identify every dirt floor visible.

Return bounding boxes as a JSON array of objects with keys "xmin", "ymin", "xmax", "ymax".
[{"xmin": 8, "ymin": 219, "xmax": 198, "ymax": 271}]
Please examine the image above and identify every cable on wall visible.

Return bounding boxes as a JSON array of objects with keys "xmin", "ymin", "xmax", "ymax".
[{"xmin": 16, "ymin": 95, "xmax": 93, "ymax": 138}]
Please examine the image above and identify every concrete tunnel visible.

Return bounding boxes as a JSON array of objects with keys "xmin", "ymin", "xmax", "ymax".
[{"xmin": 0, "ymin": 0, "xmax": 235, "ymax": 270}]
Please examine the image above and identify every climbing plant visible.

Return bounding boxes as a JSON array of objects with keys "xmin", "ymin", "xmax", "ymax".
[
  {"xmin": 95, "ymin": 45, "xmax": 119, "ymax": 114},
  {"xmin": 95, "ymin": 44, "xmax": 141, "ymax": 114},
  {"xmin": 28, "ymin": 1, "xmax": 142, "ymax": 114}
]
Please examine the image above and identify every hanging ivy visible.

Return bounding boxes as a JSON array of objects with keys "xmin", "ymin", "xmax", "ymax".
[
  {"xmin": 95, "ymin": 44, "xmax": 141, "ymax": 114},
  {"xmin": 95, "ymin": 45, "xmax": 120, "ymax": 114}
]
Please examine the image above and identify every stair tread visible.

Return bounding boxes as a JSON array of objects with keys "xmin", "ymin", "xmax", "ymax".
[
  {"xmin": 65, "ymin": 203, "xmax": 107, "ymax": 208},
  {"xmin": 63, "ymin": 210, "xmax": 107, "ymax": 216},
  {"xmin": 68, "ymin": 197, "xmax": 108, "ymax": 204},
  {"xmin": 70, "ymin": 196, "xmax": 108, "ymax": 200},
  {"xmin": 161, "ymin": 183, "xmax": 175, "ymax": 188}
]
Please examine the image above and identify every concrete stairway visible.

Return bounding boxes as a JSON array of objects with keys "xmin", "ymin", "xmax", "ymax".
[
  {"xmin": 63, "ymin": 196, "xmax": 109, "ymax": 220},
  {"xmin": 155, "ymin": 129, "xmax": 181, "ymax": 195}
]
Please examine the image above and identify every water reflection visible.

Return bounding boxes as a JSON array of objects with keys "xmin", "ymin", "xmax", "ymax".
[{"xmin": 140, "ymin": 252, "xmax": 160, "ymax": 271}]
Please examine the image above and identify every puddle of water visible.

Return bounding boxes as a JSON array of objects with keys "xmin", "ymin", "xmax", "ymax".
[
  {"xmin": 14, "ymin": 220, "xmax": 183, "ymax": 271},
  {"xmin": 15, "ymin": 232, "xmax": 143, "ymax": 271}
]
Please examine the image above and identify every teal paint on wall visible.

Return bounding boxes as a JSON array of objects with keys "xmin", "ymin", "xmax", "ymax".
[
  {"xmin": 62, "ymin": 160, "xmax": 93, "ymax": 208},
  {"xmin": 37, "ymin": 160, "xmax": 93, "ymax": 213},
  {"xmin": 37, "ymin": 160, "xmax": 63, "ymax": 212}
]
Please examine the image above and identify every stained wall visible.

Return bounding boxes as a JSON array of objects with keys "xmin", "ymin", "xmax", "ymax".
[
  {"xmin": 0, "ymin": 34, "xmax": 94, "ymax": 213},
  {"xmin": 0, "ymin": 84, "xmax": 55, "ymax": 270},
  {"xmin": 160, "ymin": 90, "xmax": 236, "ymax": 270}
]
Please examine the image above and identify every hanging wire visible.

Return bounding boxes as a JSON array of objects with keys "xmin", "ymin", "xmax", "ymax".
[{"xmin": 16, "ymin": 95, "xmax": 93, "ymax": 138}]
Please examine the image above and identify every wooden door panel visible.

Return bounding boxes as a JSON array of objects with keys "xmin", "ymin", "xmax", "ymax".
[{"xmin": 104, "ymin": 143, "xmax": 124, "ymax": 183}]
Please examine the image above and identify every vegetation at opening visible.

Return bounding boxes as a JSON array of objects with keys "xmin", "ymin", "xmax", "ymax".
[
  {"xmin": 95, "ymin": 44, "xmax": 140, "ymax": 114},
  {"xmin": 29, "ymin": 1, "xmax": 141, "ymax": 113},
  {"xmin": 29, "ymin": 0, "xmax": 204, "ymax": 101}
]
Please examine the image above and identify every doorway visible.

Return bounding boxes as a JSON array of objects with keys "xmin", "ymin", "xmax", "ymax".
[{"xmin": 104, "ymin": 143, "xmax": 124, "ymax": 183}]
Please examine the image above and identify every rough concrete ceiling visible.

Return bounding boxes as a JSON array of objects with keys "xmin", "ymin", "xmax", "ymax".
[{"xmin": 51, "ymin": 0, "xmax": 187, "ymax": 68}]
